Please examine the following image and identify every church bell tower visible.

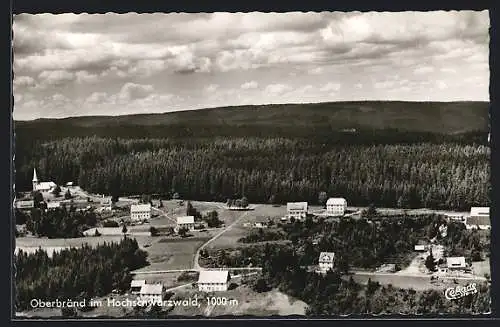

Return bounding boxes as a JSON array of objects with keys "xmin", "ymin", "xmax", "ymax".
[{"xmin": 32, "ymin": 168, "xmax": 39, "ymax": 192}]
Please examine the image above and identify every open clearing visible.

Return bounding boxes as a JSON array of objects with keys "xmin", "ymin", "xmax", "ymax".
[
  {"xmin": 133, "ymin": 237, "xmax": 211, "ymax": 272},
  {"xmin": 168, "ymin": 285, "xmax": 307, "ymax": 317}
]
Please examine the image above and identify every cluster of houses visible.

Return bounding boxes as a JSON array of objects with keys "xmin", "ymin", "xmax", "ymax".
[
  {"xmin": 414, "ymin": 244, "xmax": 471, "ymax": 275},
  {"xmin": 129, "ymin": 270, "xmax": 231, "ymax": 302},
  {"xmin": 444, "ymin": 207, "xmax": 491, "ymax": 230},
  {"xmin": 281, "ymin": 197, "xmax": 348, "ymax": 222}
]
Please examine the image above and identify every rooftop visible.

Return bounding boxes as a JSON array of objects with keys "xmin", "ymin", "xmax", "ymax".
[
  {"xmin": 466, "ymin": 215, "xmax": 491, "ymax": 226},
  {"xmin": 470, "ymin": 207, "xmax": 489, "ymax": 216},
  {"xmin": 446, "ymin": 257, "xmax": 466, "ymax": 267},
  {"xmin": 177, "ymin": 216, "xmax": 195, "ymax": 224},
  {"xmin": 131, "ymin": 204, "xmax": 151, "ymax": 212},
  {"xmin": 326, "ymin": 198, "xmax": 347, "ymax": 205},
  {"xmin": 197, "ymin": 270, "xmax": 229, "ymax": 284},
  {"xmin": 139, "ymin": 284, "xmax": 163, "ymax": 295},
  {"xmin": 131, "ymin": 280, "xmax": 146, "ymax": 288},
  {"xmin": 319, "ymin": 252, "xmax": 335, "ymax": 263},
  {"xmin": 287, "ymin": 202, "xmax": 308, "ymax": 210}
]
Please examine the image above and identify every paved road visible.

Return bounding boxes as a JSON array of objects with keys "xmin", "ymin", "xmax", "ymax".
[
  {"xmin": 132, "ymin": 267, "xmax": 263, "ymax": 275},
  {"xmin": 193, "ymin": 206, "xmax": 260, "ymax": 270}
]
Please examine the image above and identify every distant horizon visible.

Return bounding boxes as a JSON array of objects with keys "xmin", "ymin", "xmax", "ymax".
[
  {"xmin": 13, "ymin": 12, "xmax": 489, "ymax": 120},
  {"xmin": 13, "ymin": 99, "xmax": 490, "ymax": 122}
]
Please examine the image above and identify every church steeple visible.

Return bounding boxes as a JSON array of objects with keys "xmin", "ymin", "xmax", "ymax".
[
  {"xmin": 32, "ymin": 168, "xmax": 39, "ymax": 192},
  {"xmin": 32, "ymin": 168, "xmax": 38, "ymax": 182}
]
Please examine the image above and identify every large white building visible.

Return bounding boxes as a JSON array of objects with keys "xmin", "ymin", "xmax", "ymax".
[
  {"xmin": 15, "ymin": 200, "xmax": 34, "ymax": 210},
  {"xmin": 467, "ymin": 207, "xmax": 490, "ymax": 230},
  {"xmin": 139, "ymin": 283, "xmax": 164, "ymax": 303},
  {"xmin": 326, "ymin": 198, "xmax": 347, "ymax": 216},
  {"xmin": 318, "ymin": 252, "xmax": 335, "ymax": 273},
  {"xmin": 286, "ymin": 202, "xmax": 308, "ymax": 221},
  {"xmin": 130, "ymin": 204, "xmax": 151, "ymax": 222},
  {"xmin": 446, "ymin": 257, "xmax": 466, "ymax": 270},
  {"xmin": 32, "ymin": 168, "xmax": 57, "ymax": 193},
  {"xmin": 176, "ymin": 216, "xmax": 195, "ymax": 231},
  {"xmin": 130, "ymin": 280, "xmax": 146, "ymax": 294},
  {"xmin": 197, "ymin": 270, "xmax": 230, "ymax": 292}
]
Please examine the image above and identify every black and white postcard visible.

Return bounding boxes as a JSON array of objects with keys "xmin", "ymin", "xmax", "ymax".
[{"xmin": 12, "ymin": 11, "xmax": 491, "ymax": 318}]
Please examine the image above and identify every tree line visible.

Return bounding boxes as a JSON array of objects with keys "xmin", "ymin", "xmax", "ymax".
[
  {"xmin": 15, "ymin": 238, "xmax": 149, "ymax": 311},
  {"xmin": 16, "ymin": 207, "xmax": 98, "ymax": 238},
  {"xmin": 202, "ymin": 214, "xmax": 489, "ymax": 271},
  {"xmin": 15, "ymin": 136, "xmax": 489, "ymax": 210}
]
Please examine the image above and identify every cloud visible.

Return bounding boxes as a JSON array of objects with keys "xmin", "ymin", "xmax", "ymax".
[
  {"xmin": 414, "ymin": 66, "xmax": 435, "ymax": 74},
  {"xmin": 320, "ymin": 82, "xmax": 341, "ymax": 92},
  {"xmin": 204, "ymin": 84, "xmax": 219, "ymax": 93},
  {"xmin": 75, "ymin": 70, "xmax": 99, "ymax": 83},
  {"xmin": 12, "ymin": 11, "xmax": 490, "ymax": 120},
  {"xmin": 85, "ymin": 91, "xmax": 108, "ymax": 104},
  {"xmin": 241, "ymin": 81, "xmax": 258, "ymax": 89},
  {"xmin": 13, "ymin": 75, "xmax": 36, "ymax": 88},
  {"xmin": 117, "ymin": 82, "xmax": 154, "ymax": 101},
  {"xmin": 38, "ymin": 70, "xmax": 75, "ymax": 86},
  {"xmin": 265, "ymin": 83, "xmax": 292, "ymax": 95}
]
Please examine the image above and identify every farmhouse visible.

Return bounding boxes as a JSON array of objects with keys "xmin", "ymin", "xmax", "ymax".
[
  {"xmin": 446, "ymin": 257, "xmax": 467, "ymax": 270},
  {"xmin": 15, "ymin": 200, "xmax": 34, "ymax": 210},
  {"xmin": 197, "ymin": 270, "xmax": 230, "ymax": 292},
  {"xmin": 444, "ymin": 213, "xmax": 465, "ymax": 222},
  {"xmin": 139, "ymin": 283, "xmax": 164, "ymax": 303},
  {"xmin": 130, "ymin": 280, "xmax": 146, "ymax": 294},
  {"xmin": 414, "ymin": 245, "xmax": 427, "ymax": 252},
  {"xmin": 130, "ymin": 204, "xmax": 151, "ymax": 222},
  {"xmin": 286, "ymin": 202, "xmax": 308, "ymax": 221},
  {"xmin": 466, "ymin": 207, "xmax": 490, "ymax": 230},
  {"xmin": 318, "ymin": 252, "xmax": 335, "ymax": 273},
  {"xmin": 326, "ymin": 198, "xmax": 347, "ymax": 216},
  {"xmin": 32, "ymin": 168, "xmax": 57, "ymax": 193},
  {"xmin": 176, "ymin": 216, "xmax": 195, "ymax": 231}
]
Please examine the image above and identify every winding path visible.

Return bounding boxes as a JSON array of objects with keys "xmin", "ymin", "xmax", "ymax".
[{"xmin": 193, "ymin": 207, "xmax": 259, "ymax": 270}]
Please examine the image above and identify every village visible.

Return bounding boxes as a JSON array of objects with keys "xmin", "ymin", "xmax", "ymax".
[{"xmin": 14, "ymin": 168, "xmax": 491, "ymax": 317}]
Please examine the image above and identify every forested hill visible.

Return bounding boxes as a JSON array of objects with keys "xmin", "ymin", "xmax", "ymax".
[{"xmin": 15, "ymin": 101, "xmax": 489, "ymax": 140}]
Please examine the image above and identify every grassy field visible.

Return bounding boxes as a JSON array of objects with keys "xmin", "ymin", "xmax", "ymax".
[
  {"xmin": 207, "ymin": 204, "xmax": 288, "ymax": 249},
  {"xmin": 133, "ymin": 237, "xmax": 210, "ymax": 272}
]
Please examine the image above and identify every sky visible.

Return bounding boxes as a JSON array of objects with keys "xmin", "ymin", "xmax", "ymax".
[{"xmin": 12, "ymin": 11, "xmax": 489, "ymax": 120}]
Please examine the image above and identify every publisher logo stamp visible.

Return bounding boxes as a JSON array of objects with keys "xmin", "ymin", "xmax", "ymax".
[{"xmin": 444, "ymin": 283, "xmax": 478, "ymax": 300}]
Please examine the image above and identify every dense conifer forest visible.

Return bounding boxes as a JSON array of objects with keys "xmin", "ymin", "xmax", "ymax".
[
  {"xmin": 15, "ymin": 238, "xmax": 148, "ymax": 311},
  {"xmin": 14, "ymin": 102, "xmax": 490, "ymax": 210}
]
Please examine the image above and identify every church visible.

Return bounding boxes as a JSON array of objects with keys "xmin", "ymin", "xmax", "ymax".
[{"xmin": 32, "ymin": 168, "xmax": 57, "ymax": 192}]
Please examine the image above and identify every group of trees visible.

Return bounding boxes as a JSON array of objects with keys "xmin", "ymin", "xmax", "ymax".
[
  {"xmin": 15, "ymin": 238, "xmax": 149, "ymax": 310},
  {"xmin": 17, "ymin": 207, "xmax": 98, "ymax": 238},
  {"xmin": 15, "ymin": 136, "xmax": 489, "ymax": 211},
  {"xmin": 227, "ymin": 197, "xmax": 249, "ymax": 208},
  {"xmin": 246, "ymin": 244, "xmax": 490, "ymax": 315},
  {"xmin": 205, "ymin": 213, "xmax": 488, "ymax": 272}
]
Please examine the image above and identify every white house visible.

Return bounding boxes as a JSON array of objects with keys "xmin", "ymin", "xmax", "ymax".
[
  {"xmin": 176, "ymin": 216, "xmax": 195, "ymax": 231},
  {"xmin": 446, "ymin": 257, "xmax": 466, "ymax": 270},
  {"xmin": 15, "ymin": 200, "xmax": 34, "ymax": 210},
  {"xmin": 130, "ymin": 280, "xmax": 146, "ymax": 294},
  {"xmin": 326, "ymin": 198, "xmax": 347, "ymax": 216},
  {"xmin": 444, "ymin": 213, "xmax": 465, "ymax": 222},
  {"xmin": 130, "ymin": 204, "xmax": 151, "ymax": 222},
  {"xmin": 318, "ymin": 252, "xmax": 335, "ymax": 273},
  {"xmin": 467, "ymin": 207, "xmax": 490, "ymax": 230},
  {"xmin": 32, "ymin": 168, "xmax": 57, "ymax": 192},
  {"xmin": 414, "ymin": 245, "xmax": 427, "ymax": 252},
  {"xmin": 139, "ymin": 283, "xmax": 164, "ymax": 303},
  {"xmin": 286, "ymin": 202, "xmax": 308, "ymax": 221},
  {"xmin": 197, "ymin": 270, "xmax": 230, "ymax": 292},
  {"xmin": 470, "ymin": 207, "xmax": 489, "ymax": 217}
]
